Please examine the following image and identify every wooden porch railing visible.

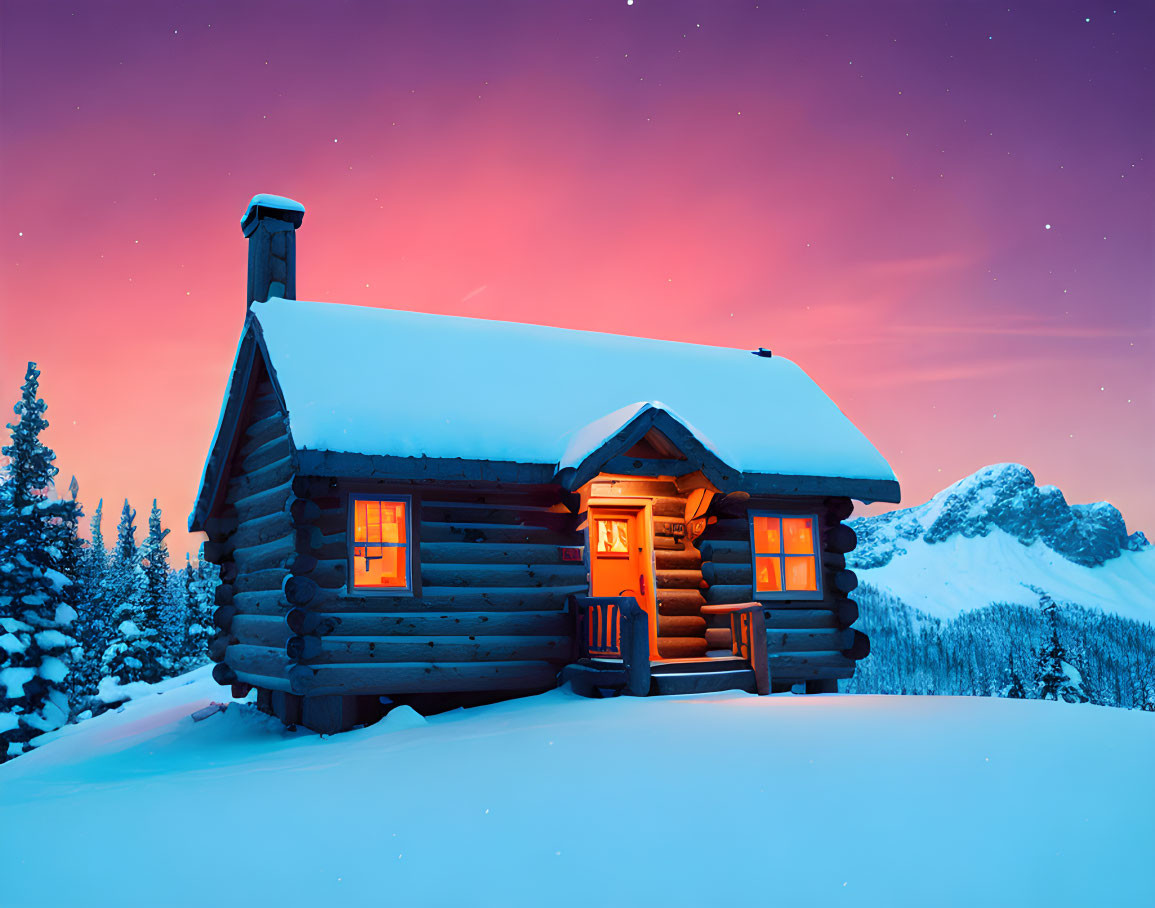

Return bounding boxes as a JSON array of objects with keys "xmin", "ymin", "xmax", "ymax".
[
  {"xmin": 571, "ymin": 596, "xmax": 651, "ymax": 696},
  {"xmin": 700, "ymin": 602, "xmax": 770, "ymax": 695}
]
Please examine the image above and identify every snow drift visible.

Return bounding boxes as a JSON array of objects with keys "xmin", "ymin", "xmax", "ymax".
[{"xmin": 1, "ymin": 666, "xmax": 1151, "ymax": 907}]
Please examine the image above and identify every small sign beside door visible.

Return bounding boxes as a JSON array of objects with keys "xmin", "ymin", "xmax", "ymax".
[{"xmin": 559, "ymin": 546, "xmax": 585, "ymax": 562}]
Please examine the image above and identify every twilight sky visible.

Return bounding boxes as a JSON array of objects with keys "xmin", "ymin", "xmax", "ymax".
[{"xmin": 1, "ymin": 0, "xmax": 1152, "ymax": 558}]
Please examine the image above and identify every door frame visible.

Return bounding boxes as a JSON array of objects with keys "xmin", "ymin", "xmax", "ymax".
[{"xmin": 586, "ymin": 498, "xmax": 658, "ymax": 660}]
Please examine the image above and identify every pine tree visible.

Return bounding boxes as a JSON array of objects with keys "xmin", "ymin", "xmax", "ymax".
[
  {"xmin": 71, "ymin": 498, "xmax": 111, "ymax": 699},
  {"xmin": 1034, "ymin": 594, "xmax": 1089, "ymax": 703},
  {"xmin": 0, "ymin": 363, "xmax": 79, "ymax": 758},
  {"xmin": 100, "ymin": 500, "xmax": 155, "ymax": 690},
  {"xmin": 1005, "ymin": 652, "xmax": 1027, "ymax": 699},
  {"xmin": 181, "ymin": 547, "xmax": 216, "ymax": 665}
]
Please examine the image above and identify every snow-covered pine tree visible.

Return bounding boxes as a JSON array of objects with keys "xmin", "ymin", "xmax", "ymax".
[
  {"xmin": 0, "ymin": 362, "xmax": 79, "ymax": 759},
  {"xmin": 1034, "ymin": 593, "xmax": 1089, "ymax": 703},
  {"xmin": 71, "ymin": 498, "xmax": 111, "ymax": 699},
  {"xmin": 99, "ymin": 500, "xmax": 153, "ymax": 691},
  {"xmin": 181, "ymin": 547, "xmax": 216, "ymax": 666},
  {"xmin": 101, "ymin": 500, "xmax": 173, "ymax": 689}
]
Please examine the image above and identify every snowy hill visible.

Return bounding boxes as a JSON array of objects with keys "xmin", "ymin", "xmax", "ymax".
[
  {"xmin": 2, "ymin": 667, "xmax": 1153, "ymax": 907},
  {"xmin": 849, "ymin": 464, "xmax": 1154, "ymax": 622}
]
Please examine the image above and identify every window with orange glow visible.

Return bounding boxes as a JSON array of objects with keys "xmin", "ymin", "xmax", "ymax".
[
  {"xmin": 750, "ymin": 512, "xmax": 821, "ymax": 599},
  {"xmin": 350, "ymin": 495, "xmax": 411, "ymax": 592}
]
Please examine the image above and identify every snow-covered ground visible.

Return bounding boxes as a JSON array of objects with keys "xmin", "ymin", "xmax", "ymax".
[
  {"xmin": 854, "ymin": 529, "xmax": 1155, "ymax": 622},
  {"xmin": 2, "ymin": 667, "xmax": 1151, "ymax": 907}
]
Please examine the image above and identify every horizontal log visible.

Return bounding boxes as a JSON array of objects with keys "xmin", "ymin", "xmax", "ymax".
[
  {"xmin": 655, "ymin": 569, "xmax": 703, "ymax": 590},
  {"xmin": 838, "ymin": 599, "xmax": 859, "ymax": 627},
  {"xmin": 421, "ymin": 504, "xmax": 576, "ymax": 530},
  {"xmin": 214, "ymin": 585, "xmax": 235, "ymax": 608},
  {"xmin": 231, "ymin": 614, "xmax": 293, "ymax": 648},
  {"xmin": 833, "ymin": 569, "xmax": 858, "ymax": 593},
  {"xmin": 285, "ymin": 608, "xmax": 339, "ymax": 637},
  {"xmin": 702, "ymin": 584, "xmax": 754, "ymax": 605},
  {"xmin": 304, "ymin": 586, "xmax": 585, "ymax": 614},
  {"xmin": 225, "ymin": 644, "xmax": 291, "ymax": 679},
  {"xmin": 842, "ymin": 629, "xmax": 870, "ymax": 660},
  {"xmin": 313, "ymin": 635, "xmax": 571, "ymax": 664},
  {"xmin": 316, "ymin": 611, "xmax": 573, "ymax": 637},
  {"xmin": 240, "ymin": 437, "xmax": 292, "ymax": 476},
  {"xmin": 418, "ymin": 542, "xmax": 578, "ymax": 565},
  {"xmin": 653, "ymin": 548, "xmax": 702, "ymax": 570},
  {"xmin": 295, "ymin": 527, "xmax": 346, "ymax": 560},
  {"xmin": 248, "ymin": 390, "xmax": 281, "ymax": 421},
  {"xmin": 240, "ymin": 412, "xmax": 288, "ymax": 451},
  {"xmin": 207, "ymin": 634, "xmax": 234, "ymax": 662},
  {"xmin": 213, "ymin": 605, "xmax": 237, "ymax": 631},
  {"xmin": 290, "ymin": 497, "xmax": 322, "ymax": 526},
  {"xmin": 229, "ymin": 510, "xmax": 295, "ymax": 552},
  {"xmin": 824, "ymin": 497, "xmax": 854, "ymax": 523},
  {"xmin": 212, "ymin": 662, "xmax": 237, "ymax": 686},
  {"xmin": 656, "ymin": 637, "xmax": 709, "ymax": 659},
  {"xmin": 702, "ymin": 562, "xmax": 749, "ymax": 586},
  {"xmin": 286, "ymin": 635, "xmax": 322, "ymax": 662},
  {"xmin": 225, "ymin": 455, "xmax": 294, "ymax": 503},
  {"xmin": 704, "ymin": 627, "xmax": 732, "ymax": 649},
  {"xmin": 286, "ymin": 552, "xmax": 318, "ymax": 575},
  {"xmin": 284, "ymin": 574, "xmax": 319, "ymax": 606},
  {"xmin": 824, "ymin": 524, "xmax": 857, "ymax": 554},
  {"xmin": 651, "ymin": 496, "xmax": 687, "ymax": 518},
  {"xmin": 231, "ymin": 479, "xmax": 292, "ymax": 523},
  {"xmin": 232, "ymin": 534, "xmax": 295, "ymax": 573},
  {"xmin": 696, "ymin": 540, "xmax": 750, "ymax": 563},
  {"xmin": 288, "ymin": 660, "xmax": 560, "ymax": 697},
  {"xmin": 657, "ymin": 615, "xmax": 707, "ymax": 637},
  {"xmin": 419, "ymin": 521, "xmax": 580, "ymax": 546},
  {"xmin": 765, "ymin": 608, "xmax": 838, "ymax": 630},
  {"xmin": 231, "ymin": 670, "xmax": 291, "ymax": 694},
  {"xmin": 419, "ymin": 563, "xmax": 587, "ymax": 588},
  {"xmin": 767, "ymin": 650, "xmax": 856, "ymax": 679},
  {"xmin": 232, "ymin": 591, "xmax": 288, "ymax": 617},
  {"xmin": 766, "ymin": 628, "xmax": 855, "ymax": 653},
  {"xmin": 694, "ymin": 518, "xmax": 749, "ymax": 542},
  {"xmin": 234, "ymin": 567, "xmax": 288, "ymax": 595},
  {"xmin": 296, "ymin": 558, "xmax": 346, "ymax": 590},
  {"xmin": 656, "ymin": 589, "xmax": 706, "ymax": 616}
]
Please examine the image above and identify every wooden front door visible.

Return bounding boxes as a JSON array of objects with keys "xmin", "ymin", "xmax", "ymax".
[{"xmin": 588, "ymin": 503, "xmax": 657, "ymax": 659}]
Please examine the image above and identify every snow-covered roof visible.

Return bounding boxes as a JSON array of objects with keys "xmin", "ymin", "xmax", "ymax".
[{"xmin": 191, "ymin": 299, "xmax": 899, "ymax": 529}]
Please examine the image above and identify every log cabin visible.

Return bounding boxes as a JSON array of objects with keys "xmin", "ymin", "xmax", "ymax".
[{"xmin": 190, "ymin": 193, "xmax": 901, "ymax": 734}]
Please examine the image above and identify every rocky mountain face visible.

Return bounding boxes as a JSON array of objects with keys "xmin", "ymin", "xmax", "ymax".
[{"xmin": 849, "ymin": 463, "xmax": 1149, "ymax": 570}]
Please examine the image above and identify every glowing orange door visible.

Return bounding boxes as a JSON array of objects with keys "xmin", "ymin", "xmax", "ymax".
[{"xmin": 588, "ymin": 505, "xmax": 657, "ymax": 658}]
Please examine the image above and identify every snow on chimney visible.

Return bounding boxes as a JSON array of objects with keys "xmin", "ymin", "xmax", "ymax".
[{"xmin": 241, "ymin": 193, "xmax": 305, "ymax": 306}]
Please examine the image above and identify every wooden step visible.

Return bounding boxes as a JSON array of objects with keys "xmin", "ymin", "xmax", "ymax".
[
  {"xmin": 654, "ymin": 548, "xmax": 702, "ymax": 571},
  {"xmin": 650, "ymin": 667, "xmax": 756, "ymax": 696},
  {"xmin": 658, "ymin": 615, "xmax": 708, "ymax": 637},
  {"xmin": 657, "ymin": 637, "xmax": 709, "ymax": 659},
  {"xmin": 656, "ymin": 589, "xmax": 706, "ymax": 616}
]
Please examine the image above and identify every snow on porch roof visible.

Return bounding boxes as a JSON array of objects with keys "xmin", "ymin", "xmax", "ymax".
[{"xmin": 250, "ymin": 298, "xmax": 897, "ymax": 488}]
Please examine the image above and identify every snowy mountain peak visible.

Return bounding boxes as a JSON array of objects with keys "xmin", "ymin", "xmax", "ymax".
[{"xmin": 850, "ymin": 463, "xmax": 1148, "ymax": 570}]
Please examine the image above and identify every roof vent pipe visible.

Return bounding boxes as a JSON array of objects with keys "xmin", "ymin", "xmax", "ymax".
[{"xmin": 241, "ymin": 193, "xmax": 305, "ymax": 306}]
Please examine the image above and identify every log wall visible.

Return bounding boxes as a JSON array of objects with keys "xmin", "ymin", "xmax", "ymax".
[
  {"xmin": 280, "ymin": 480, "xmax": 585, "ymax": 708},
  {"xmin": 694, "ymin": 494, "xmax": 866, "ymax": 691}
]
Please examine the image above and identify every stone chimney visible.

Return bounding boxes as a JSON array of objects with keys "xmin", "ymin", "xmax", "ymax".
[{"xmin": 241, "ymin": 193, "xmax": 305, "ymax": 305}]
